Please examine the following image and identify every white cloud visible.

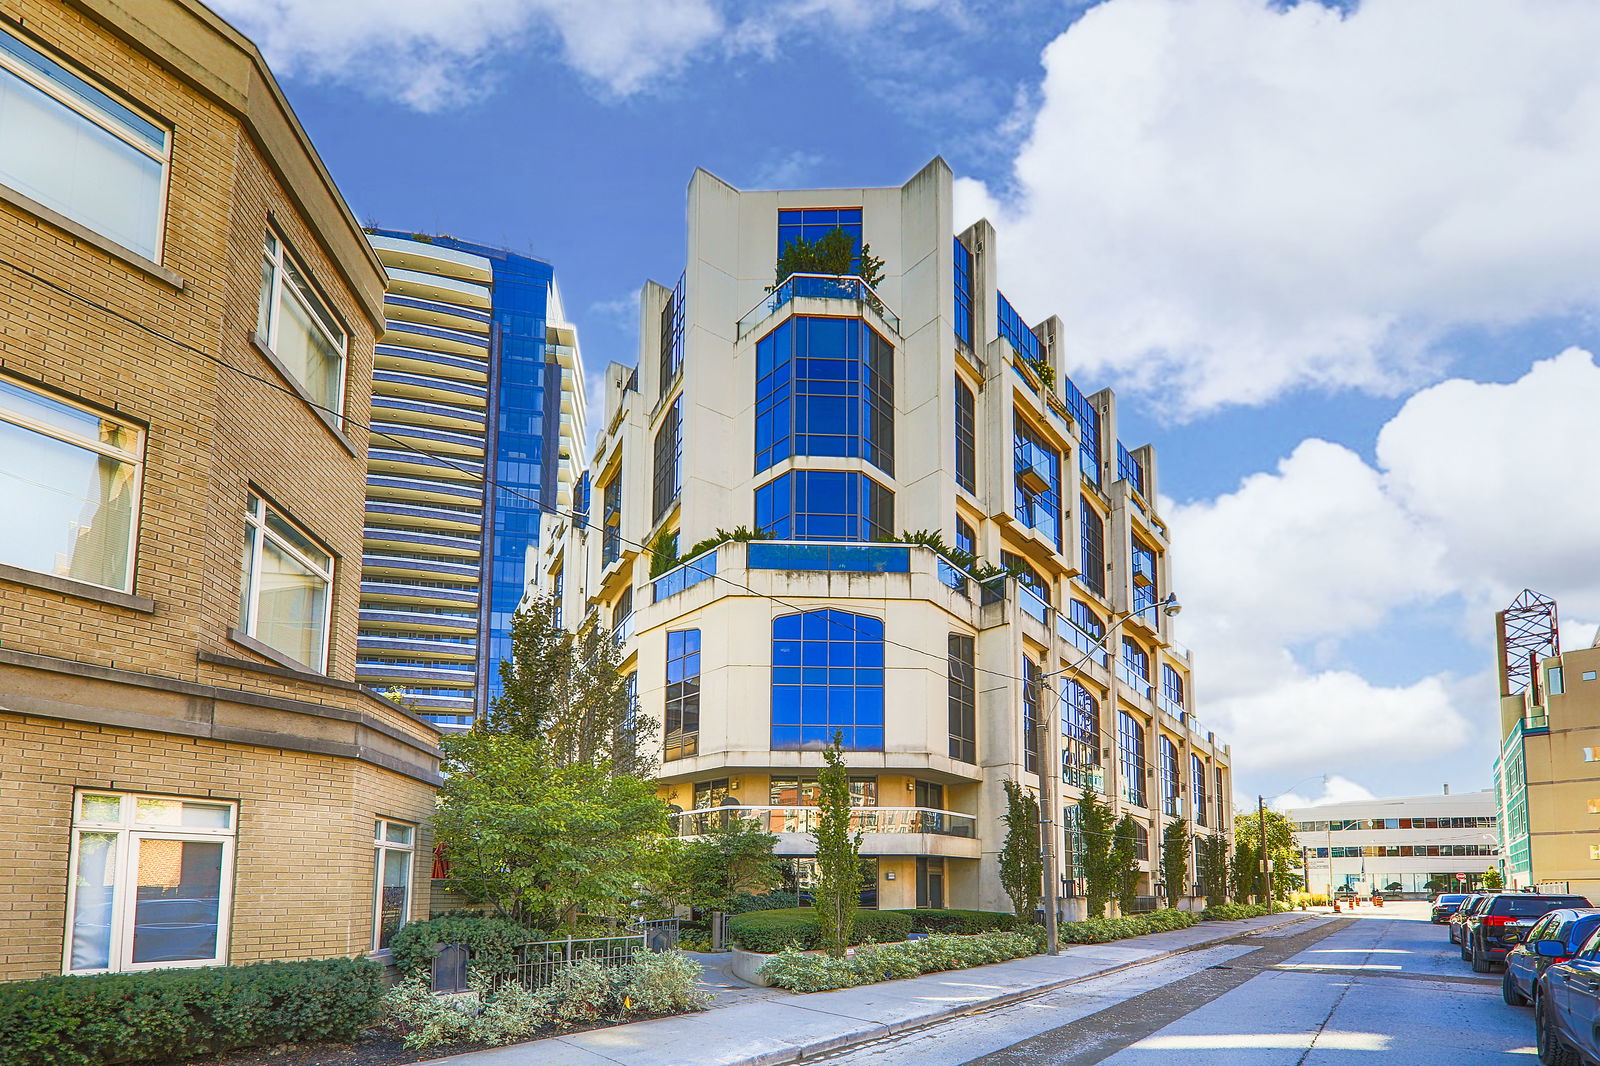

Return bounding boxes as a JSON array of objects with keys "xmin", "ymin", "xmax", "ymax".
[
  {"xmin": 1276, "ymin": 775, "xmax": 1378, "ymax": 813},
  {"xmin": 1171, "ymin": 349, "xmax": 1600, "ymax": 783},
  {"xmin": 970, "ymin": 0, "xmax": 1600, "ymax": 415},
  {"xmin": 214, "ymin": 0, "xmax": 956, "ymax": 110}
]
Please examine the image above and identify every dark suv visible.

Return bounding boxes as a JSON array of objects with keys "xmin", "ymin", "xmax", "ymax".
[
  {"xmin": 1462, "ymin": 893, "xmax": 1591, "ymax": 972},
  {"xmin": 1450, "ymin": 893, "xmax": 1488, "ymax": 945},
  {"xmin": 1431, "ymin": 893, "xmax": 1469, "ymax": 924}
]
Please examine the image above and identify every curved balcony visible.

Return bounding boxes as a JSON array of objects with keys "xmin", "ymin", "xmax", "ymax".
[
  {"xmin": 382, "ymin": 319, "xmax": 490, "ymax": 359},
  {"xmin": 357, "ymin": 634, "xmax": 476, "ymax": 660},
  {"xmin": 374, "ymin": 369, "xmax": 488, "ymax": 409},
  {"xmin": 368, "ymin": 447, "xmax": 486, "ymax": 481},
  {"xmin": 360, "ymin": 607, "xmax": 477, "ymax": 634},
  {"xmin": 367, "ymin": 473, "xmax": 482, "ymax": 507},
  {"xmin": 672, "ymin": 805, "xmax": 979, "ymax": 858},
  {"xmin": 384, "ymin": 292, "xmax": 492, "ymax": 332},
  {"xmin": 369, "ymin": 234, "xmax": 493, "ymax": 285},
  {"xmin": 355, "ymin": 660, "xmax": 477, "ymax": 685},
  {"xmin": 366, "ymin": 499, "xmax": 483, "ymax": 534},
  {"xmin": 383, "ymin": 265, "xmax": 492, "ymax": 309},
  {"xmin": 372, "ymin": 395, "xmax": 486, "ymax": 433},
  {"xmin": 361, "ymin": 579, "xmax": 478, "ymax": 608},
  {"xmin": 363, "ymin": 525, "xmax": 481, "ymax": 557},
  {"xmin": 369, "ymin": 420, "xmax": 485, "ymax": 460},
  {"xmin": 375, "ymin": 343, "xmax": 489, "ymax": 383},
  {"xmin": 362, "ymin": 552, "xmax": 479, "ymax": 581},
  {"xmin": 737, "ymin": 273, "xmax": 900, "ymax": 340}
]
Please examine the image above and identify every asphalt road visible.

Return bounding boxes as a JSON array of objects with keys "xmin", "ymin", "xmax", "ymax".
[{"xmin": 817, "ymin": 903, "xmax": 1537, "ymax": 1065}]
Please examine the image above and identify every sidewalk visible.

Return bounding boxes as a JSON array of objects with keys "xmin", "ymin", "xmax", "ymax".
[{"xmin": 429, "ymin": 910, "xmax": 1323, "ymax": 1066}]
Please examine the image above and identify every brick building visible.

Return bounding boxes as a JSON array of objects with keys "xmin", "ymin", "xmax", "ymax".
[{"xmin": 0, "ymin": 0, "xmax": 440, "ymax": 980}]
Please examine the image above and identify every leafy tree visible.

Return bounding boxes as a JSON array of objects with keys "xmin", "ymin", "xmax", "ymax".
[
  {"xmin": 774, "ymin": 226, "xmax": 885, "ymax": 288},
  {"xmin": 1482, "ymin": 866, "xmax": 1504, "ymax": 891},
  {"xmin": 999, "ymin": 779, "xmax": 1044, "ymax": 919},
  {"xmin": 1113, "ymin": 815, "xmax": 1140, "ymax": 914},
  {"xmin": 812, "ymin": 735, "xmax": 863, "ymax": 957},
  {"xmin": 1196, "ymin": 832, "xmax": 1230, "ymax": 907},
  {"xmin": 659, "ymin": 814, "xmax": 784, "ymax": 914},
  {"xmin": 1231, "ymin": 838, "xmax": 1261, "ymax": 903},
  {"xmin": 1076, "ymin": 786, "xmax": 1118, "ymax": 918},
  {"xmin": 435, "ymin": 731, "xmax": 669, "ymax": 931},
  {"xmin": 1234, "ymin": 808, "xmax": 1302, "ymax": 901},
  {"xmin": 1161, "ymin": 819, "xmax": 1191, "ymax": 909},
  {"xmin": 483, "ymin": 591, "xmax": 656, "ymax": 777}
]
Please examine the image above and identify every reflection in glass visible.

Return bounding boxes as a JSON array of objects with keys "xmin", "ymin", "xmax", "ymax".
[
  {"xmin": 70, "ymin": 832, "xmax": 118, "ymax": 971},
  {"xmin": 130, "ymin": 838, "xmax": 222, "ymax": 964}
]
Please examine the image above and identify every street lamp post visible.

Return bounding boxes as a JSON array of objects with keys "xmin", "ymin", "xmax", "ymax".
[{"xmin": 1036, "ymin": 592, "xmax": 1181, "ymax": 956}]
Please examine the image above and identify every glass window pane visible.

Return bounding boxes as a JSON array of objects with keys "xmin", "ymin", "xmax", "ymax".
[
  {"xmin": 251, "ymin": 535, "xmax": 329, "ymax": 670},
  {"xmin": 385, "ymin": 822, "xmax": 413, "ymax": 844},
  {"xmin": 0, "ymin": 65, "xmax": 163, "ymax": 260},
  {"xmin": 78, "ymin": 794, "xmax": 122, "ymax": 823},
  {"xmin": 0, "ymin": 418, "xmax": 137, "ymax": 590},
  {"xmin": 129, "ymin": 838, "xmax": 223, "ymax": 964},
  {"xmin": 70, "ymin": 831, "xmax": 119, "ymax": 971},
  {"xmin": 264, "ymin": 511, "xmax": 330, "ymax": 572},
  {"xmin": 270, "ymin": 287, "xmax": 344, "ymax": 412},
  {"xmin": 376, "ymin": 847, "xmax": 410, "ymax": 950}
]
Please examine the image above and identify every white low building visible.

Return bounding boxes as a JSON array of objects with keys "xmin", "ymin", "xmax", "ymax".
[{"xmin": 1288, "ymin": 789, "xmax": 1499, "ymax": 898}]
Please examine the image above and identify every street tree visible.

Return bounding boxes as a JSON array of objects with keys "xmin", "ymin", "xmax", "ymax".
[
  {"xmin": 1233, "ymin": 808, "xmax": 1302, "ymax": 901},
  {"xmin": 1196, "ymin": 833, "xmax": 1230, "ymax": 907},
  {"xmin": 1076, "ymin": 786, "xmax": 1118, "ymax": 918},
  {"xmin": 660, "ymin": 814, "xmax": 784, "ymax": 914},
  {"xmin": 999, "ymin": 779, "xmax": 1044, "ymax": 919},
  {"xmin": 1161, "ymin": 819, "xmax": 1191, "ymax": 909},
  {"xmin": 1482, "ymin": 867, "xmax": 1504, "ymax": 891},
  {"xmin": 434, "ymin": 731, "xmax": 669, "ymax": 931},
  {"xmin": 813, "ymin": 735, "xmax": 863, "ymax": 957},
  {"xmin": 1113, "ymin": 815, "xmax": 1140, "ymax": 914},
  {"xmin": 1231, "ymin": 838, "xmax": 1261, "ymax": 903}
]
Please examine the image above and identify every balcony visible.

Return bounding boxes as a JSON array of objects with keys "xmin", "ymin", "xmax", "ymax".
[
  {"xmin": 362, "ymin": 552, "xmax": 479, "ymax": 581},
  {"xmin": 673, "ymin": 805, "xmax": 978, "ymax": 857},
  {"xmin": 357, "ymin": 634, "xmax": 476, "ymax": 659},
  {"xmin": 1015, "ymin": 442, "xmax": 1056, "ymax": 496},
  {"xmin": 736, "ymin": 273, "xmax": 900, "ymax": 339},
  {"xmin": 1017, "ymin": 582, "xmax": 1050, "ymax": 625},
  {"xmin": 361, "ymin": 579, "xmax": 477, "ymax": 608},
  {"xmin": 1058, "ymin": 615, "xmax": 1109, "ymax": 668},
  {"xmin": 651, "ymin": 548, "xmax": 718, "ymax": 603},
  {"xmin": 748, "ymin": 542, "xmax": 910, "ymax": 574},
  {"xmin": 1119, "ymin": 662, "xmax": 1154, "ymax": 701},
  {"xmin": 360, "ymin": 607, "xmax": 477, "ymax": 634},
  {"xmin": 355, "ymin": 660, "xmax": 476, "ymax": 685},
  {"xmin": 1158, "ymin": 692, "xmax": 1187, "ymax": 724}
]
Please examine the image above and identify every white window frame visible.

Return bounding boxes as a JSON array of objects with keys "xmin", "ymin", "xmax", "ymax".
[
  {"xmin": 0, "ymin": 24, "xmax": 172, "ymax": 261},
  {"xmin": 239, "ymin": 492, "xmax": 335, "ymax": 672},
  {"xmin": 0, "ymin": 372, "xmax": 144, "ymax": 592},
  {"xmin": 256, "ymin": 231, "xmax": 349, "ymax": 424},
  {"xmin": 63, "ymin": 790, "xmax": 237, "ymax": 975},
  {"xmin": 372, "ymin": 818, "xmax": 416, "ymax": 953}
]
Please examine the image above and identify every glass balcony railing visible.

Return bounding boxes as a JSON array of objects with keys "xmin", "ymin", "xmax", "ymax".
[
  {"xmin": 736, "ymin": 273, "xmax": 900, "ymax": 338},
  {"xmin": 1158, "ymin": 692, "xmax": 1186, "ymax": 723},
  {"xmin": 651, "ymin": 548, "xmax": 718, "ymax": 603},
  {"xmin": 1017, "ymin": 582, "xmax": 1050, "ymax": 625},
  {"xmin": 1119, "ymin": 661, "xmax": 1154, "ymax": 700},
  {"xmin": 1062, "ymin": 764, "xmax": 1105, "ymax": 793},
  {"xmin": 1058, "ymin": 615, "xmax": 1109, "ymax": 668},
  {"xmin": 672, "ymin": 805, "xmax": 976, "ymax": 838},
  {"xmin": 746, "ymin": 542, "xmax": 910, "ymax": 574}
]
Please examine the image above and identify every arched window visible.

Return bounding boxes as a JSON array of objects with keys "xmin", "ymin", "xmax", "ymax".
[
  {"xmin": 771, "ymin": 609, "xmax": 885, "ymax": 751},
  {"xmin": 1159, "ymin": 736, "xmax": 1181, "ymax": 817},
  {"xmin": 1119, "ymin": 711, "xmax": 1146, "ymax": 808},
  {"xmin": 1061, "ymin": 679, "xmax": 1101, "ymax": 765}
]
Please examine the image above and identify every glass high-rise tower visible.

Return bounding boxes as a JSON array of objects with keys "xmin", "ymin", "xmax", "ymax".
[{"xmin": 357, "ymin": 232, "xmax": 586, "ymax": 728}]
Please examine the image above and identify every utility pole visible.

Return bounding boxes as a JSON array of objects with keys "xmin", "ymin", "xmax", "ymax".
[
  {"xmin": 1258, "ymin": 794, "xmax": 1272, "ymax": 905},
  {"xmin": 1037, "ymin": 696, "xmax": 1060, "ymax": 956}
]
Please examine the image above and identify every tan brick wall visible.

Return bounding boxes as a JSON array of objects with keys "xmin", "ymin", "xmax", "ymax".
[
  {"xmin": 0, "ymin": 1, "xmax": 442, "ymax": 979},
  {"xmin": 0, "ymin": 714, "xmax": 437, "ymax": 981}
]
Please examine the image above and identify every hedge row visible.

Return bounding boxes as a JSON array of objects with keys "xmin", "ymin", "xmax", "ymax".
[
  {"xmin": 0, "ymin": 958, "xmax": 385, "ymax": 1066},
  {"xmin": 1200, "ymin": 903, "xmax": 1281, "ymax": 922},
  {"xmin": 887, "ymin": 909, "xmax": 1021, "ymax": 935},
  {"xmin": 1058, "ymin": 908, "xmax": 1200, "ymax": 944},
  {"xmin": 759, "ymin": 931, "xmax": 1040, "ymax": 992},
  {"xmin": 728, "ymin": 908, "xmax": 914, "ymax": 953},
  {"xmin": 387, "ymin": 911, "xmax": 538, "ymax": 977}
]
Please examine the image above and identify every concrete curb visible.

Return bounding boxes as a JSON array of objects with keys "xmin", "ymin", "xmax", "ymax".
[{"xmin": 745, "ymin": 911, "xmax": 1324, "ymax": 1065}]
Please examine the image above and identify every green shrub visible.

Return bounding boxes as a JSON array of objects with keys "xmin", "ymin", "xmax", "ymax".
[
  {"xmin": 0, "ymin": 958, "xmax": 385, "ymax": 1066},
  {"xmin": 1057, "ymin": 908, "xmax": 1200, "ymax": 945},
  {"xmin": 726, "ymin": 891, "xmax": 802, "ymax": 913},
  {"xmin": 758, "ymin": 931, "xmax": 1039, "ymax": 992},
  {"xmin": 889, "ymin": 909, "xmax": 1020, "ymax": 935},
  {"xmin": 385, "ymin": 973, "xmax": 542, "ymax": 1050},
  {"xmin": 728, "ymin": 908, "xmax": 914, "ymax": 953},
  {"xmin": 388, "ymin": 912, "xmax": 538, "ymax": 978},
  {"xmin": 1201, "ymin": 903, "xmax": 1276, "ymax": 921}
]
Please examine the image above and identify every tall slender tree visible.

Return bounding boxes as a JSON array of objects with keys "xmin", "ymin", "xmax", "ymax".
[
  {"xmin": 1231, "ymin": 838, "xmax": 1260, "ymax": 904},
  {"xmin": 1113, "ymin": 815, "xmax": 1140, "ymax": 915},
  {"xmin": 1077, "ymin": 786, "xmax": 1118, "ymax": 919},
  {"xmin": 999, "ymin": 779, "xmax": 1044, "ymax": 919},
  {"xmin": 1196, "ymin": 833, "xmax": 1230, "ymax": 907},
  {"xmin": 813, "ymin": 735, "xmax": 863, "ymax": 957},
  {"xmin": 1161, "ymin": 819, "xmax": 1191, "ymax": 909}
]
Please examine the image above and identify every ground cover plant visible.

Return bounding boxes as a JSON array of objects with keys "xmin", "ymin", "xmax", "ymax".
[{"xmin": 758, "ymin": 931, "xmax": 1039, "ymax": 992}]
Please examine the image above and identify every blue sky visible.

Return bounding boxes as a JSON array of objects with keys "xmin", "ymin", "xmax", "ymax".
[{"xmin": 219, "ymin": 0, "xmax": 1600, "ymax": 811}]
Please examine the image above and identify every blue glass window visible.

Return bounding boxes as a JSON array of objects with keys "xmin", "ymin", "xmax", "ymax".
[
  {"xmin": 665, "ymin": 630, "xmax": 700, "ymax": 761},
  {"xmin": 1118, "ymin": 442, "xmax": 1146, "ymax": 496},
  {"xmin": 771, "ymin": 609, "xmax": 885, "ymax": 751},
  {"xmin": 755, "ymin": 316, "xmax": 894, "ymax": 476},
  {"xmin": 1192, "ymin": 753, "xmax": 1209, "ymax": 827},
  {"xmin": 954, "ymin": 376, "xmax": 976, "ymax": 494},
  {"xmin": 1061, "ymin": 679, "xmax": 1100, "ymax": 763},
  {"xmin": 1013, "ymin": 416, "xmax": 1062, "ymax": 550},
  {"xmin": 602, "ymin": 472, "xmax": 622, "ymax": 566},
  {"xmin": 755, "ymin": 470, "xmax": 893, "ymax": 542},
  {"xmin": 953, "ymin": 237, "xmax": 973, "ymax": 348},
  {"xmin": 653, "ymin": 396, "xmax": 682, "ymax": 522},
  {"xmin": 1161, "ymin": 664, "xmax": 1185, "ymax": 708},
  {"xmin": 1132, "ymin": 537, "xmax": 1157, "ymax": 619},
  {"xmin": 1122, "ymin": 637, "xmax": 1149, "ymax": 682},
  {"xmin": 1022, "ymin": 657, "xmax": 1041, "ymax": 774},
  {"xmin": 574, "ymin": 471, "xmax": 590, "ymax": 530},
  {"xmin": 996, "ymin": 291, "xmax": 1043, "ymax": 364},
  {"xmin": 1160, "ymin": 735, "xmax": 1181, "ymax": 817},
  {"xmin": 954, "ymin": 516, "xmax": 975, "ymax": 557},
  {"xmin": 659, "ymin": 272, "xmax": 685, "ymax": 396},
  {"xmin": 1062, "ymin": 376, "xmax": 1101, "ymax": 486},
  {"xmin": 778, "ymin": 208, "xmax": 863, "ymax": 271},
  {"xmin": 1079, "ymin": 498, "xmax": 1105, "ymax": 597},
  {"xmin": 1069, "ymin": 599, "xmax": 1104, "ymax": 639},
  {"xmin": 1119, "ymin": 711, "xmax": 1146, "ymax": 807},
  {"xmin": 948, "ymin": 633, "xmax": 976, "ymax": 763}
]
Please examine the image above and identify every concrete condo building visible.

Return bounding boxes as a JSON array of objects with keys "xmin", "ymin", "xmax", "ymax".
[
  {"xmin": 0, "ymin": 0, "xmax": 440, "ymax": 980},
  {"xmin": 1494, "ymin": 590, "xmax": 1600, "ymax": 896},
  {"xmin": 357, "ymin": 232, "xmax": 587, "ymax": 729},
  {"xmin": 540, "ymin": 161, "xmax": 1234, "ymax": 915},
  {"xmin": 1289, "ymin": 791, "xmax": 1499, "ymax": 898}
]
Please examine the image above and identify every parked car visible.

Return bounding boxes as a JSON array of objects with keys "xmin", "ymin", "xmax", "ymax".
[
  {"xmin": 1534, "ymin": 927, "xmax": 1600, "ymax": 1064},
  {"xmin": 1462, "ymin": 893, "xmax": 1590, "ymax": 973},
  {"xmin": 1432, "ymin": 893, "xmax": 1470, "ymax": 924},
  {"xmin": 1450, "ymin": 894, "xmax": 1489, "ymax": 945},
  {"xmin": 1503, "ymin": 909, "xmax": 1600, "ymax": 1007}
]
